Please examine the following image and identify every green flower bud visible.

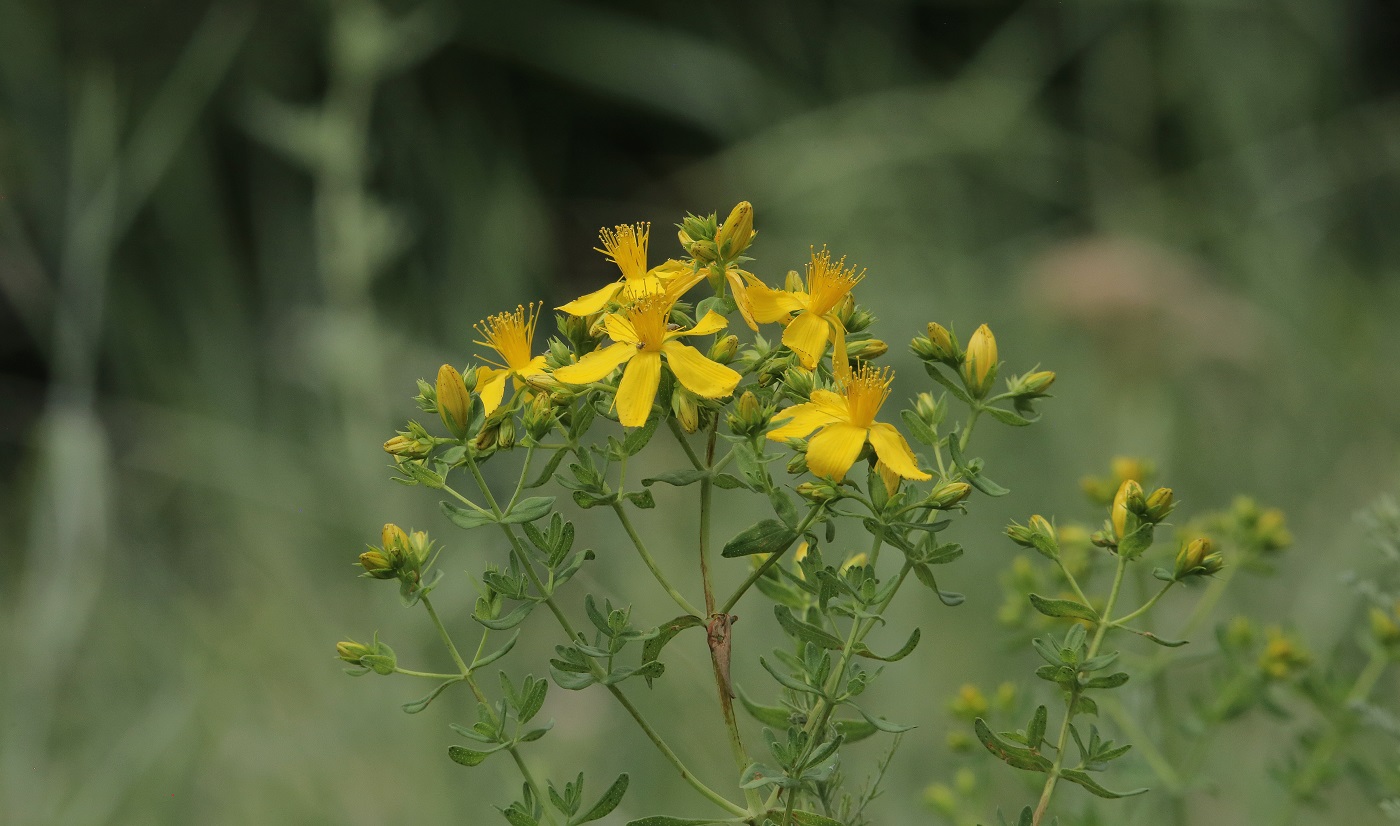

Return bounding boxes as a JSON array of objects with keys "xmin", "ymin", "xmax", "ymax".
[
  {"xmin": 672, "ymin": 390, "xmax": 700, "ymax": 434},
  {"xmin": 1370, "ymin": 606, "xmax": 1400, "ymax": 648},
  {"xmin": 337, "ymin": 640, "xmax": 372, "ymax": 663},
  {"xmin": 523, "ymin": 393, "xmax": 555, "ymax": 441},
  {"xmin": 708, "ymin": 334, "xmax": 740, "ymax": 365},
  {"xmin": 926, "ymin": 322, "xmax": 959, "ymax": 364},
  {"xmin": 436, "ymin": 364, "xmax": 472, "ymax": 439},
  {"xmin": 383, "ymin": 433, "xmax": 431, "ymax": 458},
  {"xmin": 1174, "ymin": 537, "xmax": 1223, "ymax": 580},
  {"xmin": 786, "ymin": 449, "xmax": 809, "ymax": 476},
  {"xmin": 1145, "ymin": 487, "xmax": 1175, "ymax": 522},
  {"xmin": 715, "ymin": 201, "xmax": 755, "ymax": 259},
  {"xmin": 795, "ymin": 480, "xmax": 840, "ymax": 503},
  {"xmin": 846, "ymin": 338, "xmax": 888, "ymax": 361},
  {"xmin": 929, "ymin": 481, "xmax": 972, "ymax": 509},
  {"xmin": 358, "ymin": 550, "xmax": 395, "ymax": 579},
  {"xmin": 845, "ymin": 306, "xmax": 875, "ymax": 334}
]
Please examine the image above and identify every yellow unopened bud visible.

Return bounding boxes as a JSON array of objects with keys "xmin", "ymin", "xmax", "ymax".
[
  {"xmin": 847, "ymin": 338, "xmax": 888, "ymax": 360},
  {"xmin": 835, "ymin": 294, "xmax": 856, "ymax": 328},
  {"xmin": 929, "ymin": 481, "xmax": 972, "ymax": 509},
  {"xmin": 1146, "ymin": 487, "xmax": 1175, "ymax": 522},
  {"xmin": 960, "ymin": 324, "xmax": 997, "ymax": 398},
  {"xmin": 914, "ymin": 391, "xmax": 944, "ymax": 427},
  {"xmin": 1259, "ymin": 628, "xmax": 1309, "ymax": 681},
  {"xmin": 926, "ymin": 322, "xmax": 957, "ymax": 363},
  {"xmin": 672, "ymin": 390, "xmax": 700, "ymax": 433},
  {"xmin": 383, "ymin": 433, "xmax": 430, "ymax": 458},
  {"xmin": 1174, "ymin": 537, "xmax": 1222, "ymax": 579},
  {"xmin": 785, "ymin": 269, "xmax": 803, "ymax": 292},
  {"xmin": 949, "ymin": 683, "xmax": 989, "ymax": 719},
  {"xmin": 357, "ymin": 550, "xmax": 395, "ymax": 579},
  {"xmin": 1370, "ymin": 606, "xmax": 1400, "ymax": 647},
  {"xmin": 839, "ymin": 553, "xmax": 868, "ymax": 573},
  {"xmin": 795, "ymin": 480, "xmax": 840, "ymax": 503},
  {"xmin": 436, "ymin": 364, "xmax": 472, "ymax": 439},
  {"xmin": 708, "ymin": 334, "xmax": 740, "ymax": 365},
  {"xmin": 1111, "ymin": 479, "xmax": 1143, "ymax": 539},
  {"xmin": 495, "ymin": 417, "xmax": 516, "ymax": 449},
  {"xmin": 715, "ymin": 201, "xmax": 755, "ymax": 258},
  {"xmin": 337, "ymin": 641, "xmax": 372, "ymax": 663},
  {"xmin": 381, "ymin": 523, "xmax": 408, "ymax": 554},
  {"xmin": 1016, "ymin": 370, "xmax": 1056, "ymax": 396}
]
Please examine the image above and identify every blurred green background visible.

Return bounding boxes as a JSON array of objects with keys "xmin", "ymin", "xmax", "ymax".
[{"xmin": 3, "ymin": 0, "xmax": 1400, "ymax": 823}]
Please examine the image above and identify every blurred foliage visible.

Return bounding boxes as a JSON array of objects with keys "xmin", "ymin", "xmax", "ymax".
[{"xmin": 2, "ymin": 0, "xmax": 1399, "ymax": 823}]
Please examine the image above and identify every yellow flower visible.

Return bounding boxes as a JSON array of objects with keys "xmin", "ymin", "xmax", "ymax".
[
  {"xmin": 474, "ymin": 303, "xmax": 548, "ymax": 415},
  {"xmin": 553, "ymin": 294, "xmax": 741, "ymax": 427},
  {"xmin": 558, "ymin": 223, "xmax": 702, "ymax": 316},
  {"xmin": 745, "ymin": 247, "xmax": 864, "ymax": 369},
  {"xmin": 767, "ymin": 364, "xmax": 930, "ymax": 482}
]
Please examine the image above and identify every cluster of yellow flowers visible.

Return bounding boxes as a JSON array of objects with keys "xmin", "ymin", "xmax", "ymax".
[{"xmin": 413, "ymin": 201, "xmax": 931, "ymax": 484}]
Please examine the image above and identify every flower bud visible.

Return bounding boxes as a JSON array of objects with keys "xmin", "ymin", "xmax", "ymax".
[
  {"xmin": 524, "ymin": 393, "xmax": 555, "ymax": 441},
  {"xmin": 846, "ymin": 338, "xmax": 888, "ymax": 361},
  {"xmin": 383, "ymin": 433, "xmax": 431, "ymax": 458},
  {"xmin": 474, "ymin": 423, "xmax": 499, "ymax": 452},
  {"xmin": 845, "ymin": 306, "xmax": 875, "ymax": 334},
  {"xmin": 949, "ymin": 684, "xmax": 989, "ymax": 720},
  {"xmin": 926, "ymin": 322, "xmax": 958, "ymax": 364},
  {"xmin": 357, "ymin": 550, "xmax": 395, "ymax": 579},
  {"xmin": 835, "ymin": 294, "xmax": 856, "ymax": 329},
  {"xmin": 673, "ymin": 390, "xmax": 700, "ymax": 434},
  {"xmin": 1370, "ymin": 606, "xmax": 1400, "ymax": 648},
  {"xmin": 795, "ymin": 480, "xmax": 840, "ymax": 503},
  {"xmin": 495, "ymin": 417, "xmax": 516, "ymax": 450},
  {"xmin": 1174, "ymin": 537, "xmax": 1223, "ymax": 580},
  {"xmin": 727, "ymin": 391, "xmax": 767, "ymax": 437},
  {"xmin": 785, "ymin": 269, "xmax": 803, "ymax": 292},
  {"xmin": 1111, "ymin": 479, "xmax": 1144, "ymax": 539},
  {"xmin": 914, "ymin": 391, "xmax": 945, "ymax": 428},
  {"xmin": 960, "ymin": 324, "xmax": 997, "ymax": 398},
  {"xmin": 928, "ymin": 481, "xmax": 972, "ymax": 509},
  {"xmin": 1259, "ymin": 628, "xmax": 1309, "ymax": 681},
  {"xmin": 839, "ymin": 552, "xmax": 868, "ymax": 573},
  {"xmin": 382, "ymin": 523, "xmax": 408, "ymax": 555},
  {"xmin": 436, "ymin": 364, "xmax": 472, "ymax": 439},
  {"xmin": 715, "ymin": 201, "xmax": 755, "ymax": 259},
  {"xmin": 708, "ymin": 334, "xmax": 740, "ymax": 365},
  {"xmin": 782, "ymin": 368, "xmax": 816, "ymax": 400},
  {"xmin": 1145, "ymin": 487, "xmax": 1175, "ymax": 522},
  {"xmin": 337, "ymin": 640, "xmax": 372, "ymax": 663},
  {"xmin": 786, "ymin": 450, "xmax": 809, "ymax": 476},
  {"xmin": 1013, "ymin": 370, "xmax": 1056, "ymax": 397},
  {"xmin": 1007, "ymin": 515, "xmax": 1058, "ymax": 559}
]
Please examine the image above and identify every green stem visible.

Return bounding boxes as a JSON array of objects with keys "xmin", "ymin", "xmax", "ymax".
[
  {"xmin": 958, "ymin": 407, "xmax": 982, "ymax": 453},
  {"xmin": 1103, "ymin": 698, "xmax": 1183, "ymax": 792},
  {"xmin": 667, "ymin": 417, "xmax": 706, "ymax": 470},
  {"xmin": 1111, "ymin": 581, "xmax": 1176, "ymax": 628},
  {"xmin": 393, "ymin": 667, "xmax": 465, "ymax": 681},
  {"xmin": 506, "ymin": 442, "xmax": 536, "ymax": 513},
  {"xmin": 720, "ymin": 504, "xmax": 825, "ymax": 615},
  {"xmin": 458, "ymin": 457, "xmax": 744, "ymax": 817},
  {"xmin": 1033, "ymin": 553, "xmax": 1128, "ymax": 826},
  {"xmin": 1055, "ymin": 559, "xmax": 1094, "ymax": 609},
  {"xmin": 612, "ymin": 502, "xmax": 702, "ymax": 617}
]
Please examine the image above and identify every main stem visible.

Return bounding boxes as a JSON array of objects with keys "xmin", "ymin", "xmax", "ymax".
[
  {"xmin": 1033, "ymin": 553, "xmax": 1129, "ymax": 826},
  {"xmin": 458, "ymin": 458, "xmax": 747, "ymax": 818}
]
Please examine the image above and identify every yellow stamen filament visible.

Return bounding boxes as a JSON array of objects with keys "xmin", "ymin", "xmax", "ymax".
[
  {"xmin": 597, "ymin": 223, "xmax": 650, "ymax": 281},
  {"xmin": 624, "ymin": 294, "xmax": 672, "ymax": 351},
  {"xmin": 843, "ymin": 364, "xmax": 892, "ymax": 429},
  {"xmin": 804, "ymin": 246, "xmax": 865, "ymax": 315},
  {"xmin": 474, "ymin": 302, "xmax": 541, "ymax": 371}
]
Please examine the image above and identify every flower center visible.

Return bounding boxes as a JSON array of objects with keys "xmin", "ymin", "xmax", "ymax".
[
  {"xmin": 597, "ymin": 223, "xmax": 650, "ymax": 282},
  {"xmin": 842, "ymin": 364, "xmax": 892, "ymax": 429},
  {"xmin": 804, "ymin": 246, "xmax": 865, "ymax": 316},
  {"xmin": 624, "ymin": 293, "xmax": 673, "ymax": 352},
  {"xmin": 474, "ymin": 302, "xmax": 540, "ymax": 371}
]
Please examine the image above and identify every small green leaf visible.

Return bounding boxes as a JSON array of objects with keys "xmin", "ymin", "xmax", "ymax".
[
  {"xmin": 735, "ymin": 685, "xmax": 794, "ymax": 728},
  {"xmin": 901, "ymin": 409, "xmax": 938, "ymax": 446},
  {"xmin": 925, "ymin": 362, "xmax": 973, "ymax": 404},
  {"xmin": 622, "ymin": 416, "xmax": 659, "ymax": 455},
  {"xmin": 1084, "ymin": 672, "xmax": 1130, "ymax": 689},
  {"xmin": 1028, "ymin": 594, "xmax": 1099, "ymax": 622},
  {"xmin": 526, "ymin": 450, "xmax": 567, "ymax": 488},
  {"xmin": 448, "ymin": 745, "xmax": 492, "ymax": 766},
  {"xmin": 1121, "ymin": 625, "xmax": 1189, "ymax": 647},
  {"xmin": 853, "ymin": 627, "xmax": 921, "ymax": 662},
  {"xmin": 790, "ymin": 812, "xmax": 845, "ymax": 826},
  {"xmin": 974, "ymin": 718, "xmax": 1052, "ymax": 772},
  {"xmin": 643, "ymin": 469, "xmax": 707, "ymax": 487},
  {"xmin": 850, "ymin": 702, "xmax": 915, "ymax": 733},
  {"xmin": 502, "ymin": 496, "xmax": 556, "ymax": 524},
  {"xmin": 640, "ymin": 615, "xmax": 705, "ymax": 688},
  {"xmin": 722, "ymin": 519, "xmax": 797, "ymax": 558},
  {"xmin": 441, "ymin": 500, "xmax": 496, "ymax": 529},
  {"xmin": 774, "ymin": 605, "xmax": 844, "ymax": 649},
  {"xmin": 475, "ymin": 602, "xmax": 536, "ymax": 631},
  {"xmin": 402, "ymin": 678, "xmax": 460, "ymax": 714},
  {"xmin": 573, "ymin": 773, "xmax": 629, "ymax": 824},
  {"xmin": 1026, "ymin": 705, "xmax": 1048, "ymax": 748},
  {"xmin": 712, "ymin": 472, "xmax": 748, "ymax": 490},
  {"xmin": 833, "ymin": 717, "xmax": 880, "ymax": 743},
  {"xmin": 625, "ymin": 490, "xmax": 655, "ymax": 509},
  {"xmin": 470, "ymin": 631, "xmax": 520, "ymax": 670},
  {"xmin": 624, "ymin": 818, "xmax": 723, "ymax": 826},
  {"xmin": 983, "ymin": 406, "xmax": 1037, "ymax": 427},
  {"xmin": 1059, "ymin": 769, "xmax": 1148, "ymax": 799}
]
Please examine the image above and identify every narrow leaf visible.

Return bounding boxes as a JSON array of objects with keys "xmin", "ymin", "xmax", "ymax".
[
  {"xmin": 441, "ymin": 499, "xmax": 497, "ymax": 529},
  {"xmin": 722, "ymin": 519, "xmax": 797, "ymax": 558},
  {"xmin": 1059, "ymin": 769, "xmax": 1148, "ymax": 799},
  {"xmin": 573, "ymin": 773, "xmax": 629, "ymax": 824},
  {"xmin": 1028, "ymin": 594, "xmax": 1099, "ymax": 622}
]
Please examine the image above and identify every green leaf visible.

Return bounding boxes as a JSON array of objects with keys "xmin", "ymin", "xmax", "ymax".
[
  {"xmin": 573, "ymin": 774, "xmax": 629, "ymax": 824},
  {"xmin": 774, "ymin": 605, "xmax": 844, "ymax": 650},
  {"xmin": 1028, "ymin": 594, "xmax": 1099, "ymax": 622},
  {"xmin": 518, "ymin": 677, "xmax": 548, "ymax": 723},
  {"xmin": 853, "ymin": 627, "xmax": 921, "ymax": 662},
  {"xmin": 1059, "ymin": 769, "xmax": 1148, "ymax": 799},
  {"xmin": 850, "ymin": 702, "xmax": 915, "ymax": 733},
  {"xmin": 833, "ymin": 717, "xmax": 880, "ymax": 743},
  {"xmin": 769, "ymin": 487, "xmax": 799, "ymax": 527},
  {"xmin": 1026, "ymin": 705, "xmax": 1048, "ymax": 748},
  {"xmin": 526, "ymin": 449, "xmax": 567, "ymax": 488},
  {"xmin": 712, "ymin": 473, "xmax": 748, "ymax": 489},
  {"xmin": 402, "ymin": 678, "xmax": 460, "ymax": 714},
  {"xmin": 736, "ymin": 685, "xmax": 794, "ymax": 728},
  {"xmin": 441, "ymin": 499, "xmax": 497, "ymax": 529},
  {"xmin": 1084, "ymin": 672, "xmax": 1130, "ymax": 690},
  {"xmin": 640, "ymin": 615, "xmax": 705, "ymax": 688},
  {"xmin": 470, "ymin": 631, "xmax": 520, "ymax": 670},
  {"xmin": 502, "ymin": 496, "xmax": 556, "ymax": 524},
  {"xmin": 973, "ymin": 718, "xmax": 1053, "ymax": 772},
  {"xmin": 790, "ymin": 812, "xmax": 845, "ymax": 826},
  {"xmin": 448, "ymin": 745, "xmax": 493, "ymax": 766},
  {"xmin": 643, "ymin": 469, "xmax": 707, "ymax": 487},
  {"xmin": 900, "ymin": 409, "xmax": 939, "ymax": 447},
  {"xmin": 624, "ymin": 818, "xmax": 724, "ymax": 826},
  {"xmin": 1117, "ymin": 523, "xmax": 1154, "ymax": 560},
  {"xmin": 722, "ymin": 519, "xmax": 798, "ymax": 558},
  {"xmin": 983, "ymin": 406, "xmax": 1037, "ymax": 427},
  {"xmin": 623, "ymin": 416, "xmax": 659, "ymax": 455},
  {"xmin": 924, "ymin": 362, "xmax": 973, "ymax": 404},
  {"xmin": 1121, "ymin": 625, "xmax": 1189, "ymax": 647},
  {"xmin": 475, "ymin": 601, "xmax": 536, "ymax": 631}
]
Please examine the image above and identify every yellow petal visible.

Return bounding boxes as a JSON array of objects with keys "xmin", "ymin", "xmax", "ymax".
[
  {"xmin": 727, "ymin": 268, "xmax": 759, "ymax": 331},
  {"xmin": 662, "ymin": 341, "xmax": 741, "ymax": 399},
  {"xmin": 476, "ymin": 367, "xmax": 508, "ymax": 415},
  {"xmin": 768, "ymin": 392, "xmax": 849, "ymax": 441},
  {"xmin": 616, "ymin": 350, "xmax": 662, "ymax": 427},
  {"xmin": 604, "ymin": 312, "xmax": 640, "ymax": 344},
  {"xmin": 868, "ymin": 422, "xmax": 930, "ymax": 481},
  {"xmin": 746, "ymin": 282, "xmax": 807, "ymax": 324},
  {"xmin": 829, "ymin": 315, "xmax": 849, "ymax": 380},
  {"xmin": 782, "ymin": 310, "xmax": 831, "ymax": 370},
  {"xmin": 558, "ymin": 282, "xmax": 623, "ymax": 316},
  {"xmin": 806, "ymin": 422, "xmax": 868, "ymax": 481},
  {"xmin": 517, "ymin": 355, "xmax": 548, "ymax": 378},
  {"xmin": 670, "ymin": 310, "xmax": 729, "ymax": 339},
  {"xmin": 554, "ymin": 342, "xmax": 636, "ymax": 385}
]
